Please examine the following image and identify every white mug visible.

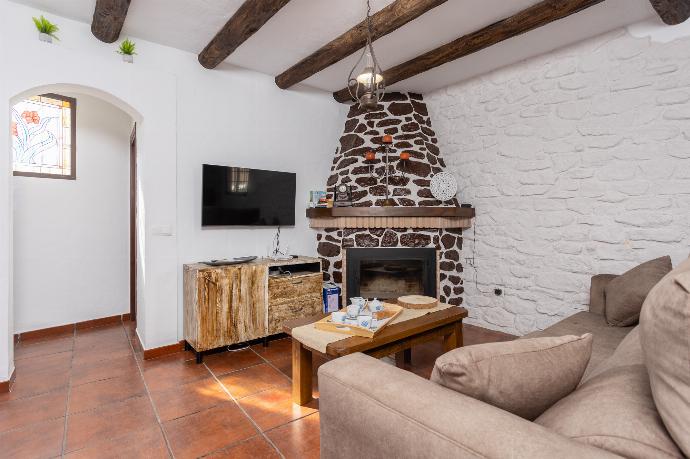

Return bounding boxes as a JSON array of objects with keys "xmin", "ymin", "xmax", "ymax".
[
  {"xmin": 332, "ymin": 311, "xmax": 346, "ymax": 323},
  {"xmin": 357, "ymin": 315, "xmax": 372, "ymax": 329},
  {"xmin": 346, "ymin": 303, "xmax": 361, "ymax": 318},
  {"xmin": 350, "ymin": 297, "xmax": 366, "ymax": 308}
]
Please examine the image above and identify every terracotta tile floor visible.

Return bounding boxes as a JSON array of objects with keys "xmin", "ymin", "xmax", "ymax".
[{"xmin": 1, "ymin": 320, "xmax": 514, "ymax": 458}]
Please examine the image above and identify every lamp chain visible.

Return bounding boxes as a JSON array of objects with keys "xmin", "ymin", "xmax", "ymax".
[
  {"xmin": 366, "ymin": 0, "xmax": 373, "ymax": 46},
  {"xmin": 366, "ymin": 0, "xmax": 381, "ymax": 84}
]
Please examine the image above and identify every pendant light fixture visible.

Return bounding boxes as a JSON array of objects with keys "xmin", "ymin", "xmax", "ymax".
[{"xmin": 347, "ymin": 0, "xmax": 385, "ymax": 110}]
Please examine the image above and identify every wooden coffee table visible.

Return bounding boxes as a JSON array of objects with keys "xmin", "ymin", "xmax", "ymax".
[{"xmin": 283, "ymin": 306, "xmax": 468, "ymax": 405}]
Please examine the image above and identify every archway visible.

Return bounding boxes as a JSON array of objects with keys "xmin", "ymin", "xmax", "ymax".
[
  {"xmin": 11, "ymin": 86, "xmax": 140, "ymax": 341},
  {"xmin": 10, "ymin": 84, "xmax": 143, "ymax": 122},
  {"xmin": 1, "ymin": 64, "xmax": 179, "ymax": 385}
]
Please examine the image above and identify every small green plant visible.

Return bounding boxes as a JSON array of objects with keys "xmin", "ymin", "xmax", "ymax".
[
  {"xmin": 117, "ymin": 39, "xmax": 137, "ymax": 56},
  {"xmin": 32, "ymin": 15, "xmax": 59, "ymax": 40}
]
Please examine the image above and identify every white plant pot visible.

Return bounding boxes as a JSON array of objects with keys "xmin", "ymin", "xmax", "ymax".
[
  {"xmin": 38, "ymin": 32, "xmax": 53, "ymax": 44},
  {"xmin": 122, "ymin": 54, "xmax": 134, "ymax": 63}
]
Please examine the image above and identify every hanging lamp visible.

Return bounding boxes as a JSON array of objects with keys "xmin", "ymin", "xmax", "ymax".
[{"xmin": 347, "ymin": 0, "xmax": 385, "ymax": 110}]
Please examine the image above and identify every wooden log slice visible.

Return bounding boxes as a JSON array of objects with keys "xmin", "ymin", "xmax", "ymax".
[{"xmin": 397, "ymin": 295, "xmax": 438, "ymax": 309}]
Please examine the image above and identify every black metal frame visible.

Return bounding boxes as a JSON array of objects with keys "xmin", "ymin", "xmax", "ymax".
[{"xmin": 345, "ymin": 247, "xmax": 437, "ymax": 302}]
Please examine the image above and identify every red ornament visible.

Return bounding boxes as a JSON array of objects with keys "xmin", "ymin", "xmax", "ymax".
[
  {"xmin": 382, "ymin": 134, "xmax": 393, "ymax": 144},
  {"xmin": 400, "ymin": 151, "xmax": 410, "ymax": 161},
  {"xmin": 365, "ymin": 150, "xmax": 376, "ymax": 161}
]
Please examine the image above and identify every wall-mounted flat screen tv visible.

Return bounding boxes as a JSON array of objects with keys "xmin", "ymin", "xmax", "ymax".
[{"xmin": 202, "ymin": 164, "xmax": 296, "ymax": 226}]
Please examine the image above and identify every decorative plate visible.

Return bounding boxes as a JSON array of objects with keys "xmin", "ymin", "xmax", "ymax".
[{"xmin": 430, "ymin": 172, "xmax": 458, "ymax": 202}]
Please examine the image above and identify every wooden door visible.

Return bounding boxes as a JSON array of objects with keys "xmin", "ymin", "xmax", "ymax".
[
  {"xmin": 190, "ymin": 265, "xmax": 268, "ymax": 351},
  {"xmin": 196, "ymin": 269, "xmax": 227, "ymax": 350},
  {"xmin": 227, "ymin": 265, "xmax": 267, "ymax": 344}
]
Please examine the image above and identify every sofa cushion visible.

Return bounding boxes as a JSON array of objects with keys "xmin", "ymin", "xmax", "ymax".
[
  {"xmin": 523, "ymin": 311, "xmax": 630, "ymax": 379},
  {"xmin": 640, "ymin": 256, "xmax": 690, "ymax": 457},
  {"xmin": 431, "ymin": 334, "xmax": 592, "ymax": 421},
  {"xmin": 589, "ymin": 274, "xmax": 618, "ymax": 316},
  {"xmin": 604, "ymin": 256, "xmax": 672, "ymax": 327},
  {"xmin": 581, "ymin": 326, "xmax": 643, "ymax": 384},
  {"xmin": 535, "ymin": 337, "xmax": 684, "ymax": 459}
]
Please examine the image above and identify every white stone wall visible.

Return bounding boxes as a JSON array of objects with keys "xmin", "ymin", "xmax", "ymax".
[{"xmin": 426, "ymin": 29, "xmax": 690, "ymax": 335}]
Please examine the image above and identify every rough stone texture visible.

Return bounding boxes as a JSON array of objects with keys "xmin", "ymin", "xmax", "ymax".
[
  {"xmin": 426, "ymin": 29, "xmax": 690, "ymax": 336},
  {"xmin": 317, "ymin": 94, "xmax": 463, "ymax": 306},
  {"xmin": 326, "ymin": 93, "xmax": 457, "ymax": 208},
  {"xmin": 317, "ymin": 227, "xmax": 463, "ymax": 305}
]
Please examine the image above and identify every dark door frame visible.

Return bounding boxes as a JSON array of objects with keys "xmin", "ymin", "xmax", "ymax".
[{"xmin": 129, "ymin": 124, "xmax": 137, "ymax": 321}]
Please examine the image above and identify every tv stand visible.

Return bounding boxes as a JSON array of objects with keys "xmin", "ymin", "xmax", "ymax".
[{"xmin": 183, "ymin": 256, "xmax": 322, "ymax": 363}]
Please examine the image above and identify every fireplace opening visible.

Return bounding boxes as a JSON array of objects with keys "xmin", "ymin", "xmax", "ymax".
[
  {"xmin": 345, "ymin": 248, "xmax": 437, "ymax": 302},
  {"xmin": 360, "ymin": 260, "xmax": 424, "ymax": 299}
]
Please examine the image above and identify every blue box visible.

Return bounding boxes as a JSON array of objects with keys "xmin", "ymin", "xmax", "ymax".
[{"xmin": 322, "ymin": 282, "xmax": 341, "ymax": 313}]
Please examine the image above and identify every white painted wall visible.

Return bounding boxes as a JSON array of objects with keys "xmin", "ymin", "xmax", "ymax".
[
  {"xmin": 0, "ymin": 0, "xmax": 15, "ymax": 382},
  {"xmin": 0, "ymin": 1, "xmax": 345, "ymax": 379},
  {"xmin": 174, "ymin": 70, "xmax": 345, "ymax": 338},
  {"xmin": 427, "ymin": 28, "xmax": 690, "ymax": 336},
  {"xmin": 13, "ymin": 94, "xmax": 132, "ymax": 332}
]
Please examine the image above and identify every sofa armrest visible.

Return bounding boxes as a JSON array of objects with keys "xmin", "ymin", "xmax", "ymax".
[
  {"xmin": 589, "ymin": 274, "xmax": 618, "ymax": 316},
  {"xmin": 319, "ymin": 353, "xmax": 618, "ymax": 459}
]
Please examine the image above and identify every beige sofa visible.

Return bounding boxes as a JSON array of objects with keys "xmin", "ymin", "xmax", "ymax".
[{"xmin": 318, "ymin": 274, "xmax": 681, "ymax": 458}]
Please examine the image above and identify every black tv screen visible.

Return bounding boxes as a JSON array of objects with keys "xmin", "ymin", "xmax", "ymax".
[{"xmin": 202, "ymin": 164, "xmax": 296, "ymax": 226}]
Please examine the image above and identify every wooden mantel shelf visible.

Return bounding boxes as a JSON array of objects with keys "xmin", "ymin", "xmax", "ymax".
[{"xmin": 306, "ymin": 206, "xmax": 475, "ymax": 229}]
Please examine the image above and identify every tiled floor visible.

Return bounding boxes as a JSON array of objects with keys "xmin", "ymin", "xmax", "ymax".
[{"xmin": 0, "ymin": 319, "xmax": 514, "ymax": 458}]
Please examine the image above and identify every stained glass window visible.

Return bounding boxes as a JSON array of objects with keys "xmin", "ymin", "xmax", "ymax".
[{"xmin": 11, "ymin": 93, "xmax": 76, "ymax": 179}]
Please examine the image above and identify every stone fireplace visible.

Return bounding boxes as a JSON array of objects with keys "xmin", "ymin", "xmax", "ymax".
[
  {"xmin": 344, "ymin": 248, "xmax": 437, "ymax": 302},
  {"xmin": 314, "ymin": 93, "xmax": 468, "ymax": 307}
]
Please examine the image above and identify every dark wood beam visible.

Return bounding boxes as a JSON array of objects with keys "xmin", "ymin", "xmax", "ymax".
[
  {"xmin": 334, "ymin": 0, "xmax": 604, "ymax": 103},
  {"xmin": 199, "ymin": 0, "xmax": 291, "ymax": 69},
  {"xmin": 275, "ymin": 0, "xmax": 447, "ymax": 90},
  {"xmin": 649, "ymin": 0, "xmax": 690, "ymax": 25},
  {"xmin": 91, "ymin": 0, "xmax": 131, "ymax": 43}
]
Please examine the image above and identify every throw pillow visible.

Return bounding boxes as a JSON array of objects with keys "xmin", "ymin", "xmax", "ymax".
[
  {"xmin": 430, "ymin": 334, "xmax": 592, "ymax": 420},
  {"xmin": 640, "ymin": 255, "xmax": 690, "ymax": 457},
  {"xmin": 604, "ymin": 256, "xmax": 672, "ymax": 327}
]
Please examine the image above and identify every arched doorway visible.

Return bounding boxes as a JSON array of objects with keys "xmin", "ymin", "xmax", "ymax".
[
  {"xmin": 0, "ymin": 52, "xmax": 179, "ymax": 386},
  {"xmin": 10, "ymin": 87, "xmax": 139, "ymax": 339}
]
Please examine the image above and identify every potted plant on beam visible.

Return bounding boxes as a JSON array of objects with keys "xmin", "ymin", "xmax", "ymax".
[
  {"xmin": 117, "ymin": 38, "xmax": 137, "ymax": 63},
  {"xmin": 33, "ymin": 15, "xmax": 59, "ymax": 43}
]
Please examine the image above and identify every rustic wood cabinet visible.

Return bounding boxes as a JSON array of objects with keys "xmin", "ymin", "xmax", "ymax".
[
  {"xmin": 183, "ymin": 256, "xmax": 322, "ymax": 362},
  {"xmin": 267, "ymin": 273, "xmax": 322, "ymax": 335}
]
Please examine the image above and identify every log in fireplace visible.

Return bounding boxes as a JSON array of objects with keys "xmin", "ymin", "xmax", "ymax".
[{"xmin": 345, "ymin": 248, "xmax": 437, "ymax": 303}]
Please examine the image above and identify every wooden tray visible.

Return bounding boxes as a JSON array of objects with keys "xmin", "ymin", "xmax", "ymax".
[
  {"xmin": 314, "ymin": 303, "xmax": 403, "ymax": 338},
  {"xmin": 397, "ymin": 295, "xmax": 438, "ymax": 309}
]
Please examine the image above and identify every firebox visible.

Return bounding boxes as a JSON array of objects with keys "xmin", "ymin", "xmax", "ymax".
[{"xmin": 345, "ymin": 248, "xmax": 437, "ymax": 302}]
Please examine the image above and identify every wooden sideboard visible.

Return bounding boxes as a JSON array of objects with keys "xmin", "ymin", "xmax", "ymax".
[{"xmin": 183, "ymin": 256, "xmax": 322, "ymax": 362}]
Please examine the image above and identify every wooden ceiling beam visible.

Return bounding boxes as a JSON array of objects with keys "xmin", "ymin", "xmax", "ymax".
[
  {"xmin": 649, "ymin": 0, "xmax": 690, "ymax": 25},
  {"xmin": 275, "ymin": 0, "xmax": 447, "ymax": 90},
  {"xmin": 199, "ymin": 0, "xmax": 291, "ymax": 69},
  {"xmin": 91, "ymin": 0, "xmax": 131, "ymax": 43},
  {"xmin": 333, "ymin": 0, "xmax": 605, "ymax": 103}
]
